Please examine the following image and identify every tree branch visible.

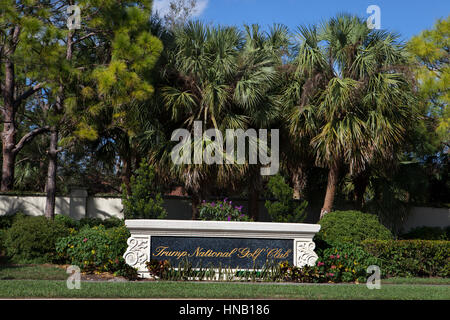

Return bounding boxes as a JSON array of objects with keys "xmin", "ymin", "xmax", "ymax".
[
  {"xmin": 74, "ymin": 32, "xmax": 97, "ymax": 44},
  {"xmin": 13, "ymin": 126, "xmax": 50, "ymax": 155},
  {"xmin": 14, "ymin": 83, "xmax": 44, "ymax": 107}
]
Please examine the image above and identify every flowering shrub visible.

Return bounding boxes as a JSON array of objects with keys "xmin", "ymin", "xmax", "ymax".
[
  {"xmin": 315, "ymin": 242, "xmax": 382, "ymax": 283},
  {"xmin": 55, "ymin": 225, "xmax": 136, "ymax": 278},
  {"xmin": 146, "ymin": 259, "xmax": 171, "ymax": 278},
  {"xmin": 199, "ymin": 198, "xmax": 251, "ymax": 221},
  {"xmin": 278, "ymin": 242, "xmax": 382, "ymax": 283}
]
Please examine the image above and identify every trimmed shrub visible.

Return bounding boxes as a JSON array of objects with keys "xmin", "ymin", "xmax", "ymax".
[
  {"xmin": 4, "ymin": 215, "xmax": 69, "ymax": 263},
  {"xmin": 400, "ymin": 226, "xmax": 449, "ymax": 240},
  {"xmin": 362, "ymin": 240, "xmax": 450, "ymax": 277},
  {"xmin": 264, "ymin": 175, "xmax": 308, "ymax": 223},
  {"xmin": 122, "ymin": 161, "xmax": 167, "ymax": 220},
  {"xmin": 199, "ymin": 198, "xmax": 251, "ymax": 221},
  {"xmin": 56, "ymin": 225, "xmax": 133, "ymax": 275},
  {"xmin": 317, "ymin": 210, "xmax": 393, "ymax": 243}
]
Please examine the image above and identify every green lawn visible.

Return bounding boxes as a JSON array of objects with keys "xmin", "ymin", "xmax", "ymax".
[
  {"xmin": 0, "ymin": 264, "xmax": 67, "ymax": 280},
  {"xmin": 0, "ymin": 264, "xmax": 449, "ymax": 299},
  {"xmin": 0, "ymin": 280, "xmax": 449, "ymax": 299}
]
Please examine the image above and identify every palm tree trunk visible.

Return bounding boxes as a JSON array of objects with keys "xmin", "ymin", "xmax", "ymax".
[
  {"xmin": 353, "ymin": 170, "xmax": 370, "ymax": 210},
  {"xmin": 292, "ymin": 166, "xmax": 307, "ymax": 200},
  {"xmin": 249, "ymin": 187, "xmax": 260, "ymax": 221},
  {"xmin": 320, "ymin": 161, "xmax": 340, "ymax": 219},
  {"xmin": 191, "ymin": 192, "xmax": 201, "ymax": 220},
  {"xmin": 248, "ymin": 166, "xmax": 261, "ymax": 221},
  {"xmin": 121, "ymin": 155, "xmax": 132, "ymax": 195}
]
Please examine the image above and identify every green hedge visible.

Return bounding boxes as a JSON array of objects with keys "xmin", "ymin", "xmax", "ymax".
[
  {"xmin": 4, "ymin": 215, "xmax": 69, "ymax": 264},
  {"xmin": 317, "ymin": 210, "xmax": 393, "ymax": 243},
  {"xmin": 362, "ymin": 240, "xmax": 450, "ymax": 277}
]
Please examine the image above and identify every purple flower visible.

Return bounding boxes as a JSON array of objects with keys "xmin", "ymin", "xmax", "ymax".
[
  {"xmin": 211, "ymin": 202, "xmax": 215, "ymax": 207},
  {"xmin": 224, "ymin": 198, "xmax": 228, "ymax": 202},
  {"xmin": 227, "ymin": 216, "xmax": 231, "ymax": 221}
]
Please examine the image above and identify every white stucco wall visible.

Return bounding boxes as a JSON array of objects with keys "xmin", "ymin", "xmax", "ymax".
[
  {"xmin": 0, "ymin": 192, "xmax": 449, "ymax": 232},
  {"xmin": 402, "ymin": 206, "xmax": 450, "ymax": 232}
]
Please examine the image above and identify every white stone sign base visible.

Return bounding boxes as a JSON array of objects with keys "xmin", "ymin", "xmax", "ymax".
[{"xmin": 123, "ymin": 220, "xmax": 321, "ymax": 278}]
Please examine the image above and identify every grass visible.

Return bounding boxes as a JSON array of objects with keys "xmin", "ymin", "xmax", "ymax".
[
  {"xmin": 382, "ymin": 277, "xmax": 450, "ymax": 285},
  {"xmin": 0, "ymin": 264, "xmax": 67, "ymax": 280},
  {"xmin": 0, "ymin": 280, "xmax": 449, "ymax": 299},
  {"xmin": 0, "ymin": 264, "xmax": 449, "ymax": 299}
]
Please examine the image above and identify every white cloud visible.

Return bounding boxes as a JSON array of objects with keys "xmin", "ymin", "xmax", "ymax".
[{"xmin": 153, "ymin": 0, "xmax": 209, "ymax": 18}]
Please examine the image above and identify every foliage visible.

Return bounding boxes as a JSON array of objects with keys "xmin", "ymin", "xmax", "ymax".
[
  {"xmin": 54, "ymin": 215, "xmax": 79, "ymax": 229},
  {"xmin": 315, "ymin": 242, "xmax": 382, "ymax": 283},
  {"xmin": 400, "ymin": 226, "xmax": 450, "ymax": 240},
  {"xmin": 79, "ymin": 217, "xmax": 124, "ymax": 229},
  {"xmin": 0, "ymin": 229, "xmax": 5, "ymax": 255},
  {"xmin": 199, "ymin": 199, "xmax": 251, "ymax": 221},
  {"xmin": 264, "ymin": 175, "xmax": 308, "ymax": 223},
  {"xmin": 4, "ymin": 216, "xmax": 69, "ymax": 264},
  {"xmin": 283, "ymin": 14, "xmax": 417, "ymax": 215},
  {"xmin": 122, "ymin": 161, "xmax": 167, "ymax": 219},
  {"xmin": 146, "ymin": 241, "xmax": 381, "ymax": 283},
  {"xmin": 408, "ymin": 16, "xmax": 450, "ymax": 146},
  {"xmin": 362, "ymin": 240, "xmax": 450, "ymax": 277},
  {"xmin": 317, "ymin": 210, "xmax": 393, "ymax": 243},
  {"xmin": 146, "ymin": 259, "xmax": 172, "ymax": 278},
  {"xmin": 0, "ymin": 213, "xmax": 27, "ymax": 230},
  {"xmin": 54, "ymin": 215, "xmax": 124, "ymax": 230},
  {"xmin": 55, "ymin": 225, "xmax": 134, "ymax": 276}
]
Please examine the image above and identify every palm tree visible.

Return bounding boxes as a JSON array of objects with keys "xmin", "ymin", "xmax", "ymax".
[
  {"xmin": 289, "ymin": 15, "xmax": 416, "ymax": 219},
  {"xmin": 158, "ymin": 22, "xmax": 285, "ymax": 219},
  {"xmin": 237, "ymin": 24, "xmax": 290, "ymax": 220}
]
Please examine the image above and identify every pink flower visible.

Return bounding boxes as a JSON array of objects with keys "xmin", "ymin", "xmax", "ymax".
[
  {"xmin": 331, "ymin": 265, "xmax": 336, "ymax": 269},
  {"xmin": 317, "ymin": 261, "xmax": 325, "ymax": 266},
  {"xmin": 330, "ymin": 255, "xmax": 335, "ymax": 259},
  {"xmin": 83, "ymin": 238, "xmax": 88, "ymax": 242},
  {"xmin": 336, "ymin": 255, "xmax": 340, "ymax": 259},
  {"xmin": 328, "ymin": 273, "xmax": 334, "ymax": 277}
]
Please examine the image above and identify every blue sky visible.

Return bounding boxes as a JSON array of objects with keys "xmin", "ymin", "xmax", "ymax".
[{"xmin": 154, "ymin": 0, "xmax": 449, "ymax": 41}]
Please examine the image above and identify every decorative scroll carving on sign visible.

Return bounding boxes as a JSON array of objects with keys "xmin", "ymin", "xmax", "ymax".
[
  {"xmin": 123, "ymin": 236, "xmax": 150, "ymax": 272},
  {"xmin": 295, "ymin": 241, "xmax": 318, "ymax": 267}
]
